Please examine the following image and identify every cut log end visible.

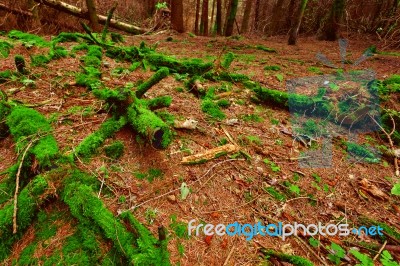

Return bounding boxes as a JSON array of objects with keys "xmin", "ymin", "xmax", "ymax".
[{"xmin": 151, "ymin": 128, "xmax": 168, "ymax": 149}]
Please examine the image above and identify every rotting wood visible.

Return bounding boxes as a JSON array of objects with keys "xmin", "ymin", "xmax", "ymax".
[
  {"xmin": 181, "ymin": 144, "xmax": 239, "ymax": 164},
  {"xmin": 33, "ymin": 0, "xmax": 147, "ymax": 34}
]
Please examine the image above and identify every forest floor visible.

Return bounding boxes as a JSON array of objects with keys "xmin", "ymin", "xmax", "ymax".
[{"xmin": 0, "ymin": 31, "xmax": 399, "ymax": 265}]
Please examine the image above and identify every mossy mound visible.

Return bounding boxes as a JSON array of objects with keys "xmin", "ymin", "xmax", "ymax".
[
  {"xmin": 0, "ymin": 40, "xmax": 13, "ymax": 58},
  {"xmin": 8, "ymin": 30, "xmax": 50, "ymax": 47},
  {"xmin": 104, "ymin": 141, "xmax": 125, "ymax": 159},
  {"xmin": 6, "ymin": 106, "xmax": 59, "ymax": 168}
]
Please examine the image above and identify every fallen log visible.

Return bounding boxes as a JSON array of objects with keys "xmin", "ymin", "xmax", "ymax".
[
  {"xmin": 181, "ymin": 144, "xmax": 239, "ymax": 164},
  {"xmin": 34, "ymin": 0, "xmax": 147, "ymax": 34}
]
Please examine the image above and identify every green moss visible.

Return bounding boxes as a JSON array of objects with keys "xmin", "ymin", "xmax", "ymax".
[
  {"xmin": 221, "ymin": 52, "xmax": 235, "ymax": 69},
  {"xmin": 104, "ymin": 141, "xmax": 124, "ymax": 159},
  {"xmin": 127, "ymin": 105, "xmax": 172, "ymax": 149},
  {"xmin": 146, "ymin": 96, "xmax": 172, "ymax": 110},
  {"xmin": 0, "ymin": 40, "xmax": 13, "ymax": 58},
  {"xmin": 216, "ymin": 99, "xmax": 230, "ymax": 108},
  {"xmin": 6, "ymin": 106, "xmax": 59, "ymax": 168},
  {"xmin": 201, "ymin": 99, "xmax": 226, "ymax": 120},
  {"xmin": 264, "ymin": 187, "xmax": 286, "ymax": 201},
  {"xmin": 75, "ymin": 116, "xmax": 127, "ymax": 160},
  {"xmin": 264, "ymin": 65, "xmax": 281, "ymax": 71},
  {"xmin": 255, "ymin": 45, "xmax": 277, "ymax": 53},
  {"xmin": 136, "ymin": 67, "xmax": 169, "ymax": 98},
  {"xmin": 0, "ymin": 70, "xmax": 13, "ymax": 83},
  {"xmin": 358, "ymin": 217, "xmax": 400, "ymax": 242},
  {"xmin": 48, "ymin": 45, "xmax": 68, "ymax": 60},
  {"xmin": 0, "ymin": 102, "xmax": 10, "ymax": 138},
  {"xmin": 8, "ymin": 30, "xmax": 50, "ymax": 47},
  {"xmin": 30, "ymin": 54, "xmax": 51, "ymax": 67},
  {"xmin": 134, "ymin": 168, "xmax": 163, "ymax": 182},
  {"xmin": 346, "ymin": 142, "xmax": 379, "ymax": 163},
  {"xmin": 52, "ymin": 32, "xmax": 85, "ymax": 43},
  {"xmin": 71, "ymin": 43, "xmax": 89, "ymax": 53},
  {"xmin": 105, "ymin": 46, "xmax": 141, "ymax": 61},
  {"xmin": 145, "ymin": 53, "xmax": 213, "ymax": 75},
  {"xmin": 0, "ymin": 175, "xmax": 49, "ymax": 260}
]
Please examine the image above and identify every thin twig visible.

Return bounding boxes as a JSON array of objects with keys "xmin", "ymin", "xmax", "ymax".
[
  {"xmin": 223, "ymin": 245, "xmax": 235, "ymax": 266},
  {"xmin": 373, "ymin": 240, "xmax": 387, "ymax": 261},
  {"xmin": 13, "ymin": 138, "xmax": 37, "ymax": 234}
]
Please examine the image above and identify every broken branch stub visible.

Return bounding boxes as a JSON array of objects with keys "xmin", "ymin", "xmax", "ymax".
[{"xmin": 181, "ymin": 144, "xmax": 239, "ymax": 164}]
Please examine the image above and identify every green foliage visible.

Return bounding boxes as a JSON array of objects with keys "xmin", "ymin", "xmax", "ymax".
[
  {"xmin": 0, "ymin": 70, "xmax": 13, "ymax": 83},
  {"xmin": 246, "ymin": 135, "xmax": 262, "ymax": 145},
  {"xmin": 359, "ymin": 217, "xmax": 400, "ymax": 242},
  {"xmin": 264, "ymin": 65, "xmax": 281, "ymax": 71},
  {"xmin": 383, "ymin": 74, "xmax": 400, "ymax": 93},
  {"xmin": 346, "ymin": 142, "xmax": 380, "ymax": 163},
  {"xmin": 52, "ymin": 32, "xmax": 84, "ymax": 43},
  {"xmin": 146, "ymin": 96, "xmax": 173, "ymax": 110},
  {"xmin": 104, "ymin": 141, "xmax": 125, "ymax": 159},
  {"xmin": 134, "ymin": 168, "xmax": 163, "ymax": 182},
  {"xmin": 264, "ymin": 186, "xmax": 286, "ymax": 201},
  {"xmin": 30, "ymin": 54, "xmax": 51, "ymax": 67},
  {"xmin": 170, "ymin": 215, "xmax": 189, "ymax": 239},
  {"xmin": 111, "ymin": 32, "xmax": 125, "ymax": 43},
  {"xmin": 6, "ymin": 106, "xmax": 59, "ymax": 168},
  {"xmin": 155, "ymin": 1, "xmax": 168, "ymax": 9},
  {"xmin": 8, "ymin": 30, "xmax": 50, "ymax": 47},
  {"xmin": 391, "ymin": 183, "xmax": 400, "ymax": 196},
  {"xmin": 221, "ymin": 52, "xmax": 235, "ymax": 69},
  {"xmin": 380, "ymin": 250, "xmax": 400, "ymax": 266},
  {"xmin": 0, "ymin": 40, "xmax": 13, "ymax": 58},
  {"xmin": 349, "ymin": 249, "xmax": 373, "ymax": 266},
  {"xmin": 75, "ymin": 117, "xmax": 127, "ymax": 160},
  {"xmin": 216, "ymin": 99, "xmax": 230, "ymax": 108},
  {"xmin": 308, "ymin": 66, "xmax": 323, "ymax": 74},
  {"xmin": 327, "ymin": 242, "xmax": 346, "ymax": 265},
  {"xmin": 263, "ymin": 159, "xmax": 280, "ymax": 172},
  {"xmin": 255, "ymin": 45, "xmax": 277, "ymax": 53}
]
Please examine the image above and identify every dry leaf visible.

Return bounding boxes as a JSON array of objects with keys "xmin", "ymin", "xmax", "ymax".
[{"xmin": 204, "ymin": 234, "xmax": 213, "ymax": 245}]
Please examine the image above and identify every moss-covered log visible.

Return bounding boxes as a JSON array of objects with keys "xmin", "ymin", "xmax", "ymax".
[
  {"xmin": 6, "ymin": 106, "xmax": 59, "ymax": 168},
  {"xmin": 127, "ymin": 104, "xmax": 172, "ymax": 149},
  {"xmin": 0, "ymin": 96, "xmax": 10, "ymax": 139},
  {"xmin": 136, "ymin": 67, "xmax": 169, "ymax": 98},
  {"xmin": 74, "ymin": 116, "xmax": 127, "ymax": 160},
  {"xmin": 62, "ymin": 175, "xmax": 170, "ymax": 265},
  {"xmin": 0, "ymin": 175, "xmax": 51, "ymax": 260},
  {"xmin": 145, "ymin": 96, "xmax": 172, "ymax": 110}
]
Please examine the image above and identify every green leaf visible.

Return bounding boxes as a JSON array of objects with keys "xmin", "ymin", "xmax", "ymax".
[
  {"xmin": 350, "ymin": 249, "xmax": 374, "ymax": 266},
  {"xmin": 309, "ymin": 237, "xmax": 320, "ymax": 248},
  {"xmin": 289, "ymin": 184, "xmax": 300, "ymax": 195},
  {"xmin": 180, "ymin": 182, "xmax": 190, "ymax": 200},
  {"xmin": 391, "ymin": 183, "xmax": 400, "ymax": 196},
  {"xmin": 329, "ymin": 83, "xmax": 339, "ymax": 91},
  {"xmin": 275, "ymin": 73, "xmax": 284, "ymax": 82},
  {"xmin": 380, "ymin": 250, "xmax": 400, "ymax": 266}
]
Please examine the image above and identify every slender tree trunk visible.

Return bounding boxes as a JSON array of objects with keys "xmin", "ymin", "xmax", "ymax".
[
  {"xmin": 171, "ymin": 0, "xmax": 185, "ymax": 32},
  {"xmin": 288, "ymin": 0, "xmax": 308, "ymax": 45},
  {"xmin": 85, "ymin": 0, "xmax": 101, "ymax": 31},
  {"xmin": 216, "ymin": 0, "xmax": 222, "ymax": 35},
  {"xmin": 254, "ymin": 0, "xmax": 261, "ymax": 31},
  {"xmin": 210, "ymin": 0, "xmax": 216, "ymax": 34},
  {"xmin": 225, "ymin": 0, "xmax": 238, "ymax": 36},
  {"xmin": 241, "ymin": 0, "xmax": 253, "ymax": 33},
  {"xmin": 28, "ymin": 0, "xmax": 40, "ymax": 28},
  {"xmin": 194, "ymin": 0, "xmax": 201, "ymax": 34},
  {"xmin": 200, "ymin": 0, "xmax": 209, "ymax": 35},
  {"xmin": 285, "ymin": 0, "xmax": 296, "ymax": 29},
  {"xmin": 318, "ymin": 0, "xmax": 346, "ymax": 41}
]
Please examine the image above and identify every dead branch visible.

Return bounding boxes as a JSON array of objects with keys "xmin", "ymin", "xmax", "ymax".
[
  {"xmin": 0, "ymin": 3, "xmax": 33, "ymax": 17},
  {"xmin": 181, "ymin": 144, "xmax": 239, "ymax": 164},
  {"xmin": 33, "ymin": 0, "xmax": 147, "ymax": 34}
]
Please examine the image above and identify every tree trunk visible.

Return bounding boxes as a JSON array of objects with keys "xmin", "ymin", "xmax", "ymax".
[
  {"xmin": 285, "ymin": 0, "xmax": 296, "ymax": 29},
  {"xmin": 33, "ymin": 0, "xmax": 146, "ymax": 34},
  {"xmin": 171, "ymin": 0, "xmax": 185, "ymax": 32},
  {"xmin": 200, "ymin": 0, "xmax": 209, "ymax": 35},
  {"xmin": 254, "ymin": 0, "xmax": 260, "ymax": 31},
  {"xmin": 28, "ymin": 0, "xmax": 41, "ymax": 28},
  {"xmin": 85, "ymin": 0, "xmax": 101, "ymax": 31},
  {"xmin": 194, "ymin": 0, "xmax": 201, "ymax": 34},
  {"xmin": 288, "ymin": 0, "xmax": 308, "ymax": 45},
  {"xmin": 210, "ymin": 0, "xmax": 216, "ymax": 34},
  {"xmin": 270, "ymin": 0, "xmax": 286, "ymax": 35},
  {"xmin": 240, "ymin": 0, "xmax": 253, "ymax": 33},
  {"xmin": 225, "ymin": 0, "xmax": 238, "ymax": 36},
  {"xmin": 318, "ymin": 0, "xmax": 346, "ymax": 41},
  {"xmin": 216, "ymin": 0, "xmax": 222, "ymax": 35}
]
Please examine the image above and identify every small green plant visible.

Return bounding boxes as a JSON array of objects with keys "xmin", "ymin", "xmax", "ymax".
[
  {"xmin": 242, "ymin": 113, "xmax": 263, "ymax": 122},
  {"xmin": 308, "ymin": 237, "xmax": 320, "ymax": 248},
  {"xmin": 264, "ymin": 186, "xmax": 286, "ymax": 201},
  {"xmin": 263, "ymin": 159, "xmax": 280, "ymax": 172},
  {"xmin": 327, "ymin": 242, "xmax": 346, "ymax": 265},
  {"xmin": 380, "ymin": 250, "xmax": 400, "ymax": 266},
  {"xmin": 391, "ymin": 183, "xmax": 400, "ymax": 196},
  {"xmin": 350, "ymin": 249, "xmax": 373, "ymax": 266},
  {"xmin": 246, "ymin": 135, "xmax": 262, "ymax": 146},
  {"xmin": 264, "ymin": 65, "xmax": 281, "ymax": 71},
  {"xmin": 155, "ymin": 1, "xmax": 168, "ymax": 9},
  {"xmin": 275, "ymin": 73, "xmax": 284, "ymax": 82},
  {"xmin": 170, "ymin": 214, "xmax": 189, "ymax": 239},
  {"xmin": 308, "ymin": 66, "xmax": 323, "ymax": 75},
  {"xmin": 134, "ymin": 168, "xmax": 164, "ymax": 182},
  {"xmin": 145, "ymin": 208, "xmax": 158, "ymax": 224},
  {"xmin": 104, "ymin": 141, "xmax": 124, "ymax": 159}
]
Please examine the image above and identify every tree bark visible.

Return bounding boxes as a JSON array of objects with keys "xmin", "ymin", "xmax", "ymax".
[
  {"xmin": 85, "ymin": 0, "xmax": 101, "ymax": 31},
  {"xmin": 254, "ymin": 0, "xmax": 260, "ymax": 31},
  {"xmin": 210, "ymin": 0, "xmax": 216, "ymax": 34},
  {"xmin": 318, "ymin": 0, "xmax": 345, "ymax": 41},
  {"xmin": 171, "ymin": 0, "xmax": 185, "ymax": 32},
  {"xmin": 270, "ymin": 0, "xmax": 285, "ymax": 35},
  {"xmin": 216, "ymin": 0, "xmax": 222, "ymax": 35},
  {"xmin": 225, "ymin": 0, "xmax": 238, "ymax": 36},
  {"xmin": 194, "ymin": 0, "xmax": 201, "ymax": 34},
  {"xmin": 240, "ymin": 0, "xmax": 253, "ymax": 33},
  {"xmin": 200, "ymin": 0, "xmax": 209, "ymax": 35},
  {"xmin": 33, "ymin": 0, "xmax": 146, "ymax": 34},
  {"xmin": 288, "ymin": 0, "xmax": 308, "ymax": 45}
]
